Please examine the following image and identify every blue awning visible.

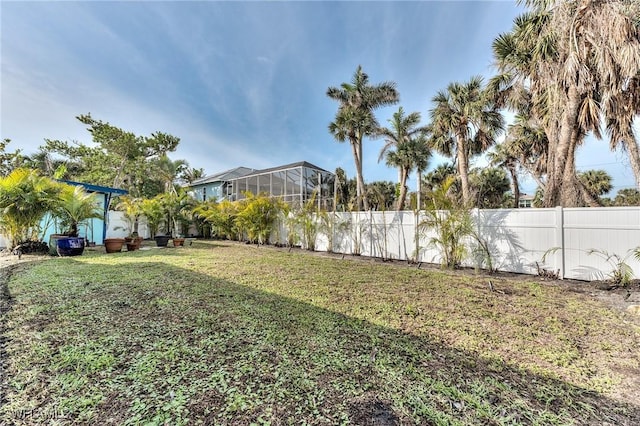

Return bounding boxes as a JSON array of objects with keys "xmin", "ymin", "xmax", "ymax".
[
  {"xmin": 58, "ymin": 180, "xmax": 128, "ymax": 242},
  {"xmin": 58, "ymin": 180, "xmax": 128, "ymax": 196}
]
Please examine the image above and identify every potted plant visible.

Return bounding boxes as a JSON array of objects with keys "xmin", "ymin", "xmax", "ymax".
[
  {"xmin": 103, "ymin": 237, "xmax": 126, "ymax": 253},
  {"xmin": 172, "ymin": 236, "xmax": 186, "ymax": 247},
  {"xmin": 162, "ymin": 190, "xmax": 196, "ymax": 244},
  {"xmin": 141, "ymin": 196, "xmax": 169, "ymax": 246},
  {"xmin": 53, "ymin": 184, "xmax": 103, "ymax": 256},
  {"xmin": 116, "ymin": 196, "xmax": 144, "ymax": 251}
]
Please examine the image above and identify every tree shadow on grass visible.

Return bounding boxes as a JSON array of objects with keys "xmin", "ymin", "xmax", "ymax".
[{"xmin": 1, "ymin": 255, "xmax": 639, "ymax": 425}]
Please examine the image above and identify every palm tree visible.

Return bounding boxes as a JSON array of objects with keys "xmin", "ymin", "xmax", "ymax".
[
  {"xmin": 502, "ymin": 115, "xmax": 548, "ymax": 191},
  {"xmin": 333, "ymin": 167, "xmax": 351, "ymax": 212},
  {"xmin": 154, "ymin": 155, "xmax": 188, "ymax": 195},
  {"xmin": 365, "ymin": 181, "xmax": 397, "ymax": 211},
  {"xmin": 384, "ymin": 136, "xmax": 432, "ymax": 210},
  {"xmin": 0, "ymin": 168, "xmax": 61, "ymax": 247},
  {"xmin": 54, "ymin": 185, "xmax": 103, "ymax": 237},
  {"xmin": 376, "ymin": 107, "xmax": 430, "ymax": 210},
  {"xmin": 470, "ymin": 167, "xmax": 511, "ymax": 209},
  {"xmin": 429, "ymin": 76, "xmax": 504, "ymax": 206},
  {"xmin": 179, "ymin": 167, "xmax": 205, "ymax": 184},
  {"xmin": 487, "ymin": 143, "xmax": 521, "ymax": 208},
  {"xmin": 422, "ymin": 163, "xmax": 458, "ymax": 193},
  {"xmin": 116, "ymin": 195, "xmax": 143, "ymax": 236},
  {"xmin": 327, "ymin": 66, "xmax": 399, "ymax": 211},
  {"xmin": 492, "ymin": 1, "xmax": 640, "ymax": 206},
  {"xmin": 614, "ymin": 188, "xmax": 640, "ymax": 206},
  {"xmin": 578, "ymin": 170, "xmax": 613, "ymax": 204}
]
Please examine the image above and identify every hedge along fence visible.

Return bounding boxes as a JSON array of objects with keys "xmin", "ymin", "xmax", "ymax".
[{"xmin": 271, "ymin": 207, "xmax": 640, "ymax": 282}]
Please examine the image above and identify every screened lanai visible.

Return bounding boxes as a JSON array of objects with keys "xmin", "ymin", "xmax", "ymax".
[{"xmin": 226, "ymin": 161, "xmax": 335, "ymax": 210}]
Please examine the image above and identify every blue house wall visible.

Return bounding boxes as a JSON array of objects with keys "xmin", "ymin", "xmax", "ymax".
[
  {"xmin": 40, "ymin": 192, "xmax": 113, "ymax": 246},
  {"xmin": 40, "ymin": 180, "xmax": 128, "ymax": 245}
]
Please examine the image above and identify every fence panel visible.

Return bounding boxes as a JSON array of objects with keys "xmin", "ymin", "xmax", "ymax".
[
  {"xmin": 476, "ymin": 208, "xmax": 561, "ymax": 276},
  {"xmin": 415, "ymin": 210, "xmax": 445, "ymax": 265},
  {"xmin": 563, "ymin": 207, "xmax": 640, "ymax": 281}
]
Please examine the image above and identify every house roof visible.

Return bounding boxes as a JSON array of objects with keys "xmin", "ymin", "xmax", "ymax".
[
  {"xmin": 189, "ymin": 166, "xmax": 256, "ymax": 186},
  {"xmin": 232, "ymin": 161, "xmax": 330, "ymax": 180}
]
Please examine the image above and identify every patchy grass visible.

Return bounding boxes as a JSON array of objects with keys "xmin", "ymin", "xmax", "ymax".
[{"xmin": 1, "ymin": 240, "xmax": 639, "ymax": 425}]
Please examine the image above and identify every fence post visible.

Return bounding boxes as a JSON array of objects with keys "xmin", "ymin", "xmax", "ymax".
[
  {"xmin": 414, "ymin": 210, "xmax": 419, "ymax": 263},
  {"xmin": 555, "ymin": 206, "xmax": 565, "ymax": 279},
  {"xmin": 369, "ymin": 210, "xmax": 374, "ymax": 257},
  {"xmin": 472, "ymin": 208, "xmax": 480, "ymax": 270}
]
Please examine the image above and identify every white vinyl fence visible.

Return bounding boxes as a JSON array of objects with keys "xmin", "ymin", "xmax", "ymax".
[
  {"xmin": 279, "ymin": 207, "xmax": 640, "ymax": 282},
  {"xmin": 5, "ymin": 208, "xmax": 640, "ymax": 282}
]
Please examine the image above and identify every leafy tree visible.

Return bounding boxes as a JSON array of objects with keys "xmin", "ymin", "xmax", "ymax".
[
  {"xmin": 290, "ymin": 191, "xmax": 322, "ymax": 250},
  {"xmin": 501, "ymin": 115, "xmax": 549, "ymax": 196},
  {"xmin": 327, "ymin": 66, "xmax": 399, "ymax": 211},
  {"xmin": 333, "ymin": 167, "xmax": 351, "ymax": 212},
  {"xmin": 0, "ymin": 139, "xmax": 29, "ymax": 177},
  {"xmin": 0, "ymin": 168, "xmax": 61, "ymax": 247},
  {"xmin": 386, "ymin": 137, "xmax": 432, "ymax": 210},
  {"xmin": 429, "ymin": 76, "xmax": 504, "ymax": 206},
  {"xmin": 532, "ymin": 187, "xmax": 545, "ymax": 208},
  {"xmin": 377, "ymin": 108, "xmax": 432, "ymax": 210},
  {"xmin": 195, "ymin": 199, "xmax": 240, "ymax": 240},
  {"xmin": 191, "ymin": 199, "xmax": 218, "ymax": 237},
  {"xmin": 43, "ymin": 114, "xmax": 181, "ymax": 198},
  {"xmin": 159, "ymin": 190, "xmax": 197, "ymax": 236}
]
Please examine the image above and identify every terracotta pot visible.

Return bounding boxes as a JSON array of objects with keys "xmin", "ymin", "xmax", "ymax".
[
  {"xmin": 172, "ymin": 238, "xmax": 185, "ymax": 247},
  {"xmin": 104, "ymin": 238, "xmax": 125, "ymax": 253},
  {"xmin": 125, "ymin": 236, "xmax": 143, "ymax": 251}
]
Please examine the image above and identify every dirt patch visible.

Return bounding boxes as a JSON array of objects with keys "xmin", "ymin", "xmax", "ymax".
[{"xmin": 348, "ymin": 397, "xmax": 399, "ymax": 426}]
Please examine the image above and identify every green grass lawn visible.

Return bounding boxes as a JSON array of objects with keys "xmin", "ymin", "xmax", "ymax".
[{"xmin": 1, "ymin": 240, "xmax": 639, "ymax": 425}]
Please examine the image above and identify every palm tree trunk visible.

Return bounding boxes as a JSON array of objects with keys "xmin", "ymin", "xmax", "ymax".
[
  {"xmin": 358, "ymin": 141, "xmax": 369, "ymax": 211},
  {"xmin": 623, "ymin": 136, "xmax": 640, "ymax": 190},
  {"xmin": 577, "ymin": 178, "xmax": 602, "ymax": 207},
  {"xmin": 351, "ymin": 139, "xmax": 369, "ymax": 211},
  {"xmin": 416, "ymin": 170, "xmax": 422, "ymax": 211},
  {"xmin": 560, "ymin": 128, "xmax": 582, "ymax": 207},
  {"xmin": 508, "ymin": 166, "xmax": 520, "ymax": 208},
  {"xmin": 396, "ymin": 168, "xmax": 409, "ymax": 211},
  {"xmin": 456, "ymin": 137, "xmax": 471, "ymax": 205},
  {"xmin": 545, "ymin": 87, "xmax": 581, "ymax": 207}
]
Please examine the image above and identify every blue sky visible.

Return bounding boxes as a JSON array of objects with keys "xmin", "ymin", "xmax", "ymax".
[{"xmin": 1, "ymin": 1, "xmax": 636, "ymax": 195}]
